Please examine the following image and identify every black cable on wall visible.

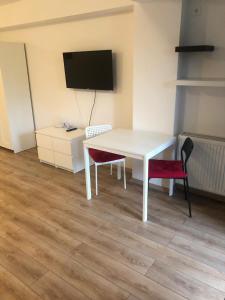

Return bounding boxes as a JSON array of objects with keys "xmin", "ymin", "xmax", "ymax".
[{"xmin": 88, "ymin": 90, "xmax": 97, "ymax": 126}]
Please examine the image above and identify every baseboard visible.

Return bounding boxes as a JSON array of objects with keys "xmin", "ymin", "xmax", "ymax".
[
  {"xmin": 176, "ymin": 183, "xmax": 225, "ymax": 203},
  {"xmin": 130, "ymin": 177, "xmax": 225, "ymax": 203},
  {"xmin": 97, "ymin": 165, "xmax": 225, "ymax": 203},
  {"xmin": 0, "ymin": 146, "xmax": 14, "ymax": 153}
]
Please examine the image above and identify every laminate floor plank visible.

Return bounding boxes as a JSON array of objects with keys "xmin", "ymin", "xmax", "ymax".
[
  {"xmin": 172, "ymin": 221, "xmax": 225, "ymax": 256},
  {"xmin": 1, "ymin": 225, "xmax": 129, "ymax": 300},
  {"xmin": 153, "ymin": 246, "xmax": 225, "ymax": 293},
  {"xmin": 169, "ymin": 235, "xmax": 225, "ymax": 274},
  {"xmin": 0, "ymin": 202, "xmax": 82, "ymax": 256},
  {"xmin": 32, "ymin": 272, "xmax": 89, "ymax": 300},
  {"xmin": 0, "ymin": 235, "xmax": 47, "ymax": 286},
  {"xmin": 0, "ymin": 198, "xmax": 154, "ymax": 275},
  {"xmin": 46, "ymin": 211, "xmax": 155, "ymax": 274},
  {"xmin": 72, "ymin": 243, "xmax": 186, "ymax": 300},
  {"xmin": 146, "ymin": 261, "xmax": 224, "ymax": 300},
  {"xmin": 0, "ymin": 264, "xmax": 41, "ymax": 300},
  {"xmin": 98, "ymin": 222, "xmax": 167, "ymax": 259},
  {"xmin": 0, "ymin": 148, "xmax": 225, "ymax": 300},
  {"xmin": 128, "ymin": 296, "xmax": 142, "ymax": 300}
]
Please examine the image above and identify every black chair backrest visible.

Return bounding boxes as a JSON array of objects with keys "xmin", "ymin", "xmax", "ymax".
[{"xmin": 181, "ymin": 137, "xmax": 194, "ymax": 172}]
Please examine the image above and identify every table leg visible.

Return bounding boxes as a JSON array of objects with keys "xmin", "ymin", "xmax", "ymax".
[
  {"xmin": 169, "ymin": 179, "xmax": 174, "ymax": 196},
  {"xmin": 117, "ymin": 163, "xmax": 122, "ymax": 180},
  {"xmin": 143, "ymin": 156, "xmax": 149, "ymax": 222},
  {"xmin": 84, "ymin": 146, "xmax": 92, "ymax": 200},
  {"xmin": 169, "ymin": 147, "xmax": 175, "ymax": 196}
]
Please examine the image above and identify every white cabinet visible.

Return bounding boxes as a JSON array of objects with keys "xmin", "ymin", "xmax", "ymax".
[
  {"xmin": 0, "ymin": 42, "xmax": 35, "ymax": 153},
  {"xmin": 36, "ymin": 127, "xmax": 86, "ymax": 173},
  {"xmin": 37, "ymin": 147, "xmax": 55, "ymax": 164}
]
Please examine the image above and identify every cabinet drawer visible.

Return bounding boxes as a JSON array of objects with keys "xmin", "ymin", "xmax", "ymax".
[
  {"xmin": 36, "ymin": 134, "xmax": 52, "ymax": 150},
  {"xmin": 54, "ymin": 152, "xmax": 73, "ymax": 170},
  {"xmin": 37, "ymin": 147, "xmax": 54, "ymax": 164},
  {"xmin": 52, "ymin": 138, "xmax": 72, "ymax": 155}
]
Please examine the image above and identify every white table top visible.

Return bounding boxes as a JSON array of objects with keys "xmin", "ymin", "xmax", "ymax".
[
  {"xmin": 36, "ymin": 127, "xmax": 85, "ymax": 141},
  {"xmin": 83, "ymin": 129, "xmax": 176, "ymax": 159}
]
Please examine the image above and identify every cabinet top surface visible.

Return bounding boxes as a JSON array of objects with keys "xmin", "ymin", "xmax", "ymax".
[{"xmin": 36, "ymin": 127, "xmax": 85, "ymax": 140}]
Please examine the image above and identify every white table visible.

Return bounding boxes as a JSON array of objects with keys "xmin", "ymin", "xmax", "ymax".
[{"xmin": 83, "ymin": 129, "xmax": 176, "ymax": 222}]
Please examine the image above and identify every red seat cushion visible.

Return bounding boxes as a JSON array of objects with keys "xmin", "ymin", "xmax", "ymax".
[
  {"xmin": 89, "ymin": 148, "xmax": 125, "ymax": 163},
  {"xmin": 148, "ymin": 159, "xmax": 187, "ymax": 179}
]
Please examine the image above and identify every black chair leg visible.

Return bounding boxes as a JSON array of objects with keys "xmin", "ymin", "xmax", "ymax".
[{"xmin": 183, "ymin": 178, "xmax": 192, "ymax": 218}]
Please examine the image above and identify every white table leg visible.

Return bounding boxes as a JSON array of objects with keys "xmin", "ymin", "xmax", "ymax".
[
  {"xmin": 117, "ymin": 163, "xmax": 122, "ymax": 180},
  {"xmin": 84, "ymin": 146, "xmax": 91, "ymax": 200},
  {"xmin": 169, "ymin": 147, "xmax": 175, "ymax": 196},
  {"xmin": 143, "ymin": 156, "xmax": 149, "ymax": 222},
  {"xmin": 169, "ymin": 179, "xmax": 174, "ymax": 196}
]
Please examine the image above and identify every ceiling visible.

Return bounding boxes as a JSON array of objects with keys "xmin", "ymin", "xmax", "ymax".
[{"xmin": 0, "ymin": 0, "xmax": 20, "ymax": 6}]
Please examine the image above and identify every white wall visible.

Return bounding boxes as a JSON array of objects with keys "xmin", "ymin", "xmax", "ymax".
[
  {"xmin": 0, "ymin": 11, "xmax": 133, "ymax": 130},
  {"xmin": 132, "ymin": 0, "xmax": 182, "ymax": 182},
  {"xmin": 133, "ymin": 0, "xmax": 182, "ymax": 135},
  {"xmin": 178, "ymin": 0, "xmax": 225, "ymax": 138}
]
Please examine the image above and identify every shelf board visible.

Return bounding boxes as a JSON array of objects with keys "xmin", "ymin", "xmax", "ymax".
[
  {"xmin": 175, "ymin": 45, "xmax": 215, "ymax": 52},
  {"xmin": 175, "ymin": 78, "xmax": 225, "ymax": 87}
]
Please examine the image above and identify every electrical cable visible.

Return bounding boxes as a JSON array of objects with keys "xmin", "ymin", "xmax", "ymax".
[{"xmin": 88, "ymin": 90, "xmax": 97, "ymax": 126}]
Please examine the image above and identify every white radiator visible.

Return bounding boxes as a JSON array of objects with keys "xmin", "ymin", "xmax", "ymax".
[{"xmin": 178, "ymin": 134, "xmax": 225, "ymax": 196}]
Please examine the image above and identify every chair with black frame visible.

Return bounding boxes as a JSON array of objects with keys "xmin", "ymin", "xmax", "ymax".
[{"xmin": 148, "ymin": 137, "xmax": 194, "ymax": 217}]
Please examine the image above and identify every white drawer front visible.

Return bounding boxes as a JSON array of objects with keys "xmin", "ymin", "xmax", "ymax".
[
  {"xmin": 38, "ymin": 147, "xmax": 54, "ymax": 164},
  {"xmin": 36, "ymin": 134, "xmax": 52, "ymax": 150},
  {"xmin": 52, "ymin": 138, "xmax": 72, "ymax": 155},
  {"xmin": 54, "ymin": 152, "xmax": 73, "ymax": 171}
]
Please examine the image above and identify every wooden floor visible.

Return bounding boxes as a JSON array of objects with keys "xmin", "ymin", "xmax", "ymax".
[{"xmin": 0, "ymin": 148, "xmax": 225, "ymax": 300}]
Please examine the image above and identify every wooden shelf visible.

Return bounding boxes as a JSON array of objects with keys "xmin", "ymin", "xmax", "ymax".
[
  {"xmin": 175, "ymin": 45, "xmax": 215, "ymax": 52},
  {"xmin": 175, "ymin": 78, "xmax": 225, "ymax": 87}
]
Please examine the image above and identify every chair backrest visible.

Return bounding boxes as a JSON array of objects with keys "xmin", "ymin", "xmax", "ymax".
[
  {"xmin": 85, "ymin": 124, "xmax": 112, "ymax": 139},
  {"xmin": 181, "ymin": 137, "xmax": 194, "ymax": 172}
]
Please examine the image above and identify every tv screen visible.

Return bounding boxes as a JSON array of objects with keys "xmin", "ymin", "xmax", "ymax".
[{"xmin": 63, "ymin": 50, "xmax": 114, "ymax": 91}]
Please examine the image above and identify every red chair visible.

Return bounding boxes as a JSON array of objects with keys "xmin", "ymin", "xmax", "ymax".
[
  {"xmin": 85, "ymin": 125, "xmax": 126, "ymax": 196},
  {"xmin": 148, "ymin": 137, "xmax": 194, "ymax": 217}
]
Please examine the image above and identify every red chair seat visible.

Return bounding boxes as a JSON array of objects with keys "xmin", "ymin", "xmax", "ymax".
[
  {"xmin": 89, "ymin": 148, "xmax": 125, "ymax": 163},
  {"xmin": 148, "ymin": 159, "xmax": 187, "ymax": 179}
]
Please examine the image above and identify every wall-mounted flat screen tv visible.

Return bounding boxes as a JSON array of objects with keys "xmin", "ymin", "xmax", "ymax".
[{"xmin": 63, "ymin": 50, "xmax": 114, "ymax": 91}]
